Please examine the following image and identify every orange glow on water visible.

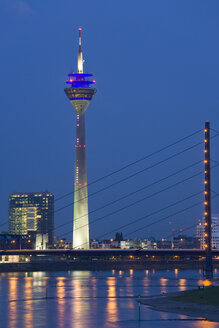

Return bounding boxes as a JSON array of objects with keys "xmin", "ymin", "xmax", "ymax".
[
  {"xmin": 56, "ymin": 277, "xmax": 66, "ymax": 328},
  {"xmin": 179, "ymin": 279, "xmax": 187, "ymax": 291},
  {"xmin": 203, "ymin": 280, "xmax": 212, "ymax": 287},
  {"xmin": 106, "ymin": 277, "xmax": 118, "ymax": 322},
  {"xmin": 24, "ymin": 278, "xmax": 33, "ymax": 328},
  {"xmin": 8, "ymin": 278, "xmax": 18, "ymax": 328},
  {"xmin": 70, "ymin": 272, "xmax": 91, "ymax": 328},
  {"xmin": 160, "ymin": 278, "xmax": 168, "ymax": 294}
]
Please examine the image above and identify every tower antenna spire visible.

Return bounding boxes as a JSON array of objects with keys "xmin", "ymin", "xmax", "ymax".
[{"xmin": 77, "ymin": 27, "xmax": 83, "ymax": 74}]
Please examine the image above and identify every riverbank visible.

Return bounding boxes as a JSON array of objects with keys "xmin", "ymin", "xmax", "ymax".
[
  {"xmin": 0, "ymin": 259, "xmax": 218, "ymax": 272},
  {"xmin": 140, "ymin": 287, "xmax": 219, "ymax": 322}
]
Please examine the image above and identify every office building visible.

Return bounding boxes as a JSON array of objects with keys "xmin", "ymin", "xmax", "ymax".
[{"xmin": 9, "ymin": 192, "xmax": 54, "ymax": 245}]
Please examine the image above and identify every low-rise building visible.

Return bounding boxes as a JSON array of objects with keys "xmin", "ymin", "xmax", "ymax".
[
  {"xmin": 0, "ymin": 233, "xmax": 35, "ymax": 249},
  {"xmin": 173, "ymin": 235, "xmax": 199, "ymax": 249},
  {"xmin": 157, "ymin": 238, "xmax": 172, "ymax": 249},
  {"xmin": 141, "ymin": 239, "xmax": 157, "ymax": 249}
]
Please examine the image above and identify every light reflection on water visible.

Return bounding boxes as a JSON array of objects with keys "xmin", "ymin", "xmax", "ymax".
[
  {"xmin": 160, "ymin": 277, "xmax": 168, "ymax": 294},
  {"xmin": 8, "ymin": 278, "xmax": 18, "ymax": 328},
  {"xmin": 71, "ymin": 271, "xmax": 91, "ymax": 328},
  {"xmin": 56, "ymin": 277, "xmax": 66, "ymax": 328},
  {"xmin": 24, "ymin": 278, "xmax": 33, "ymax": 328},
  {"xmin": 106, "ymin": 277, "xmax": 118, "ymax": 322},
  {"xmin": 192, "ymin": 321, "xmax": 219, "ymax": 328},
  {"xmin": 0, "ymin": 269, "xmax": 219, "ymax": 328},
  {"xmin": 179, "ymin": 278, "xmax": 187, "ymax": 291}
]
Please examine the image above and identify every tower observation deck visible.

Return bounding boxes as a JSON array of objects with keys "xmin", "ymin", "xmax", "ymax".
[{"xmin": 64, "ymin": 28, "xmax": 96, "ymax": 249}]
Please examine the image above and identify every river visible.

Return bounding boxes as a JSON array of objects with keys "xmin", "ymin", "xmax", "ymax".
[{"xmin": 0, "ymin": 269, "xmax": 219, "ymax": 327}]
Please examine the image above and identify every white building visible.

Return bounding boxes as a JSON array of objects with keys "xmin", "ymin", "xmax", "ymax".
[
  {"xmin": 35, "ymin": 234, "xmax": 48, "ymax": 250},
  {"xmin": 120, "ymin": 239, "xmax": 157, "ymax": 249},
  {"xmin": 196, "ymin": 215, "xmax": 219, "ymax": 249},
  {"xmin": 141, "ymin": 239, "xmax": 157, "ymax": 250}
]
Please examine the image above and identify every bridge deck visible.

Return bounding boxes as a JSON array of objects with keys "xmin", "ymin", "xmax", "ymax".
[{"xmin": 0, "ymin": 248, "xmax": 219, "ymax": 257}]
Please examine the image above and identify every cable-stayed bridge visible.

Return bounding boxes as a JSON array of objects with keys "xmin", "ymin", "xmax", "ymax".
[
  {"xmin": 1, "ymin": 122, "xmax": 219, "ymax": 277},
  {"xmin": 54, "ymin": 122, "xmax": 218, "ymax": 261}
]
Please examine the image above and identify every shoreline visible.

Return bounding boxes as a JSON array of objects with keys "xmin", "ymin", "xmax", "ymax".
[
  {"xmin": 140, "ymin": 291, "xmax": 219, "ymax": 322},
  {"xmin": 0, "ymin": 260, "xmax": 215, "ymax": 272}
]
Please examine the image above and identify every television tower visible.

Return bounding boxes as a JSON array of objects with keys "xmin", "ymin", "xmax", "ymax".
[{"xmin": 64, "ymin": 28, "xmax": 96, "ymax": 249}]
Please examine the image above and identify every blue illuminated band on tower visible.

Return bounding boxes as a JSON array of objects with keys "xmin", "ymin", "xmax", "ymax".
[{"xmin": 64, "ymin": 28, "xmax": 96, "ymax": 249}]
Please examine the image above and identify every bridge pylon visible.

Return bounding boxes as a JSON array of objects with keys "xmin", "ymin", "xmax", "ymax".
[{"xmin": 204, "ymin": 121, "xmax": 213, "ymax": 279}]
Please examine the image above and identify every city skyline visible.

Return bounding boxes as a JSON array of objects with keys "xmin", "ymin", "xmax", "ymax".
[
  {"xmin": 1, "ymin": 2, "xmax": 219, "ymax": 326},
  {"xmin": 1, "ymin": 1, "xmax": 219, "ymax": 240}
]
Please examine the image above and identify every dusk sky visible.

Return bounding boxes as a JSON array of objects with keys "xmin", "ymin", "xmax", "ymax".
[{"xmin": 1, "ymin": 0, "xmax": 219, "ymax": 240}]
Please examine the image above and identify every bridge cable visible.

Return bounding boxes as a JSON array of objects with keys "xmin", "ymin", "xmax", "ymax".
[
  {"xmin": 55, "ymin": 168, "xmax": 206, "ymax": 236},
  {"xmin": 60, "ymin": 190, "xmax": 203, "ymax": 246},
  {"xmin": 55, "ymin": 128, "xmax": 203, "ymax": 202},
  {"xmin": 55, "ymin": 141, "xmax": 204, "ymax": 214}
]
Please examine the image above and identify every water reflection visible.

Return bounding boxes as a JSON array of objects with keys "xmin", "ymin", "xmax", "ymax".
[
  {"xmin": 178, "ymin": 279, "xmax": 187, "ymax": 291},
  {"xmin": 8, "ymin": 278, "xmax": 18, "ymax": 328},
  {"xmin": 160, "ymin": 277, "xmax": 168, "ymax": 294},
  {"xmin": 26, "ymin": 271, "xmax": 46, "ymax": 279},
  {"xmin": 199, "ymin": 268, "xmax": 203, "ymax": 275},
  {"xmin": 70, "ymin": 270, "xmax": 91, "ymax": 279},
  {"xmin": 193, "ymin": 320, "xmax": 219, "ymax": 328},
  {"xmin": 106, "ymin": 277, "xmax": 118, "ymax": 322},
  {"xmin": 125, "ymin": 275, "xmax": 135, "ymax": 310},
  {"xmin": 91, "ymin": 277, "xmax": 97, "ymax": 298},
  {"xmin": 90, "ymin": 277, "xmax": 97, "ymax": 313},
  {"xmin": 24, "ymin": 278, "xmax": 33, "ymax": 328},
  {"xmin": 159, "ymin": 312, "xmax": 168, "ymax": 320},
  {"xmin": 70, "ymin": 271, "xmax": 91, "ymax": 328},
  {"xmin": 2, "ymin": 269, "xmax": 219, "ymax": 328},
  {"xmin": 125, "ymin": 276, "xmax": 134, "ymax": 297},
  {"xmin": 56, "ymin": 277, "xmax": 66, "ymax": 328},
  {"xmin": 142, "ymin": 276, "xmax": 150, "ymax": 296}
]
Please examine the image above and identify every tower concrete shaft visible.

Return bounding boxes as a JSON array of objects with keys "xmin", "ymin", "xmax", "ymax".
[
  {"xmin": 73, "ymin": 112, "xmax": 89, "ymax": 248},
  {"xmin": 64, "ymin": 28, "xmax": 96, "ymax": 249}
]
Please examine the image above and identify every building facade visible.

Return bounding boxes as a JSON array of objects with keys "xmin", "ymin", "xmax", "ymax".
[
  {"xmin": 172, "ymin": 235, "xmax": 199, "ymax": 249},
  {"xmin": 9, "ymin": 192, "xmax": 54, "ymax": 246},
  {"xmin": 196, "ymin": 215, "xmax": 219, "ymax": 249},
  {"xmin": 0, "ymin": 233, "xmax": 35, "ymax": 250}
]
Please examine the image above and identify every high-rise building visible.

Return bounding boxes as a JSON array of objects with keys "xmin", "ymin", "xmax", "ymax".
[
  {"xmin": 9, "ymin": 192, "xmax": 54, "ymax": 245},
  {"xmin": 196, "ymin": 215, "xmax": 219, "ymax": 249},
  {"xmin": 64, "ymin": 28, "xmax": 96, "ymax": 249}
]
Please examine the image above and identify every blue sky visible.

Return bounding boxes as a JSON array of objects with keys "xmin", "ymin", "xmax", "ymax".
[{"xmin": 1, "ymin": 0, "xmax": 219, "ymax": 240}]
